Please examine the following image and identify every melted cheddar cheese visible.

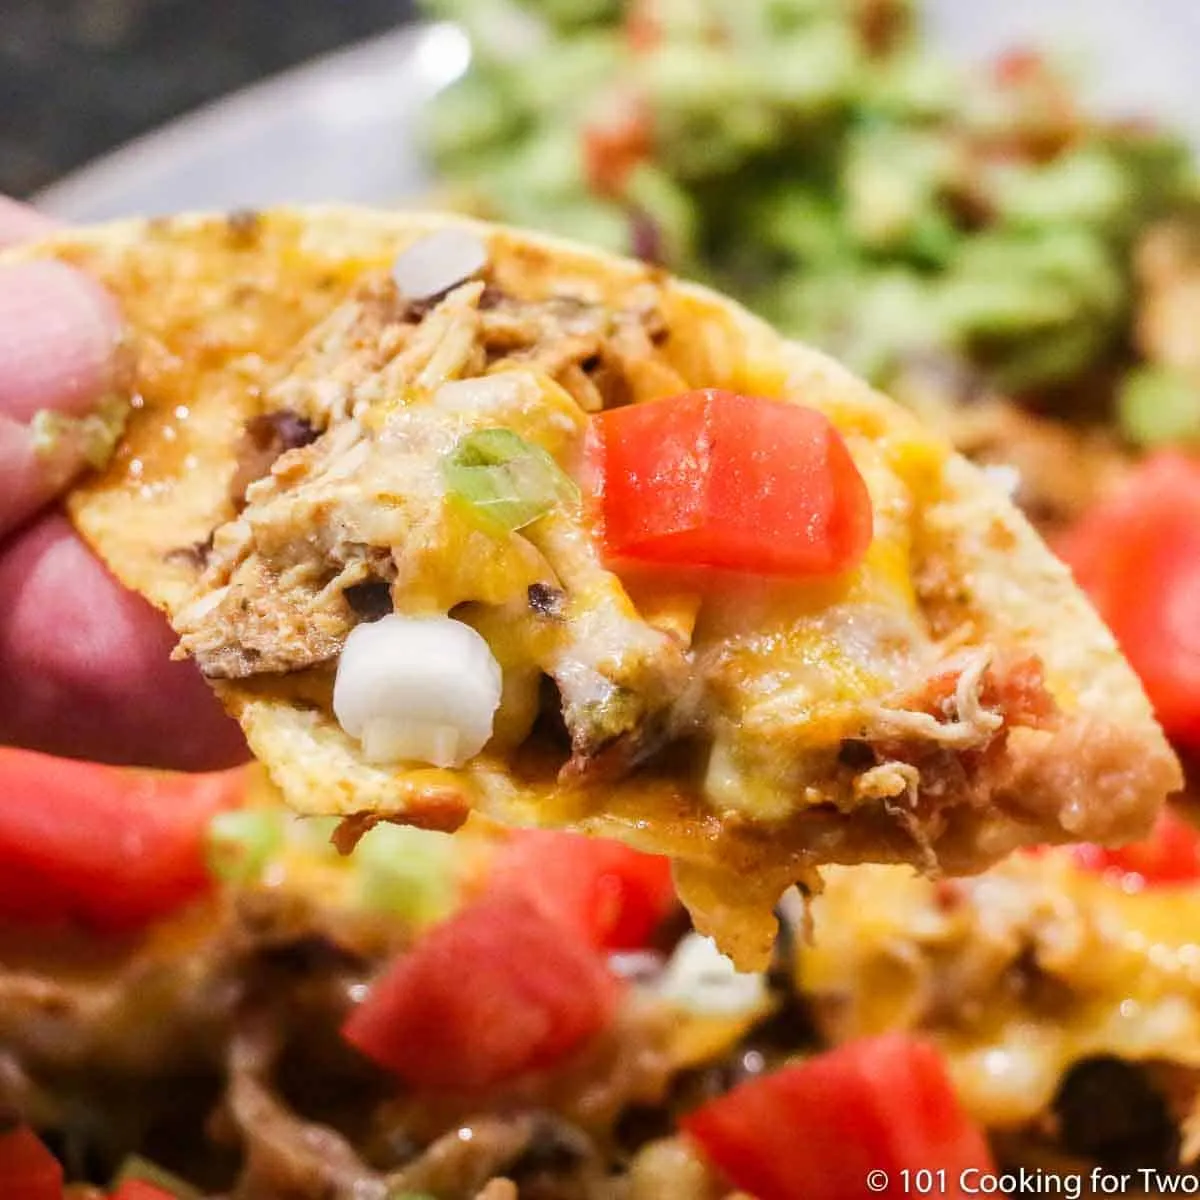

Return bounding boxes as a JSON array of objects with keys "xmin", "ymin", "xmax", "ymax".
[{"xmin": 801, "ymin": 856, "xmax": 1200, "ymax": 1127}]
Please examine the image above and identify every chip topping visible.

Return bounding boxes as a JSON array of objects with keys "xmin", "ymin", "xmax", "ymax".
[
  {"xmin": 391, "ymin": 228, "xmax": 490, "ymax": 304},
  {"xmin": 332, "ymin": 613, "xmax": 504, "ymax": 767}
]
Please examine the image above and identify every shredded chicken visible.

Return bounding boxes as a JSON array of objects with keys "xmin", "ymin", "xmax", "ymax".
[
  {"xmin": 266, "ymin": 276, "xmax": 433, "ymax": 428},
  {"xmin": 480, "ymin": 283, "xmax": 684, "ymax": 411},
  {"xmin": 219, "ymin": 1000, "xmax": 674, "ymax": 1200},
  {"xmin": 864, "ymin": 649, "xmax": 1004, "ymax": 752},
  {"xmin": 230, "ymin": 411, "xmax": 320, "ymax": 509},
  {"xmin": 226, "ymin": 1022, "xmax": 390, "ymax": 1200},
  {"xmin": 174, "ymin": 275, "xmax": 692, "ymax": 779},
  {"xmin": 523, "ymin": 516, "xmax": 692, "ymax": 775},
  {"xmin": 0, "ymin": 921, "xmax": 238, "ymax": 1085},
  {"xmin": 383, "ymin": 1119, "xmax": 537, "ymax": 1199}
]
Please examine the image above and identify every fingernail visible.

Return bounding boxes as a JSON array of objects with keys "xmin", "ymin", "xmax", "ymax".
[{"xmin": 0, "ymin": 260, "xmax": 122, "ymax": 423}]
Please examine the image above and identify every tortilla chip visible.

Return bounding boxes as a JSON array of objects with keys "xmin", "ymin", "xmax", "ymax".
[{"xmin": 7, "ymin": 208, "xmax": 1178, "ymax": 968}]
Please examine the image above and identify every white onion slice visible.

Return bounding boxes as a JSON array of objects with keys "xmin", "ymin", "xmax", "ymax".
[
  {"xmin": 333, "ymin": 614, "xmax": 502, "ymax": 768},
  {"xmin": 392, "ymin": 229, "xmax": 490, "ymax": 303}
]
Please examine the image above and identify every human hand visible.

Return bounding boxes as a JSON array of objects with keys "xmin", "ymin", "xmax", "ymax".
[{"xmin": 0, "ymin": 197, "xmax": 247, "ymax": 770}]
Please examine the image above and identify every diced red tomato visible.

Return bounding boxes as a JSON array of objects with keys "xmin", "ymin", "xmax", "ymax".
[
  {"xmin": 342, "ymin": 891, "xmax": 619, "ymax": 1091},
  {"xmin": 993, "ymin": 47, "xmax": 1046, "ymax": 87},
  {"xmin": 591, "ymin": 390, "xmax": 873, "ymax": 578},
  {"xmin": 0, "ymin": 748, "xmax": 245, "ymax": 933},
  {"xmin": 1069, "ymin": 808, "xmax": 1200, "ymax": 890},
  {"xmin": 0, "ymin": 1125, "xmax": 63, "ymax": 1200},
  {"xmin": 489, "ymin": 830, "xmax": 676, "ymax": 951},
  {"xmin": 681, "ymin": 1035, "xmax": 994, "ymax": 1200},
  {"xmin": 110, "ymin": 1182, "xmax": 177, "ymax": 1200},
  {"xmin": 583, "ymin": 95, "xmax": 652, "ymax": 197},
  {"xmin": 1058, "ymin": 452, "xmax": 1200, "ymax": 750}
]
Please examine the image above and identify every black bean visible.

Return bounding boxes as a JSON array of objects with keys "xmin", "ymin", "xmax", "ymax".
[
  {"xmin": 248, "ymin": 411, "xmax": 318, "ymax": 454},
  {"xmin": 164, "ymin": 534, "xmax": 214, "ymax": 570},
  {"xmin": 838, "ymin": 738, "xmax": 877, "ymax": 769},
  {"xmin": 528, "ymin": 582, "xmax": 566, "ymax": 620},
  {"xmin": 614, "ymin": 1104, "xmax": 674, "ymax": 1154},
  {"xmin": 1053, "ymin": 1056, "xmax": 1179, "ymax": 1174},
  {"xmin": 343, "ymin": 580, "xmax": 393, "ymax": 623}
]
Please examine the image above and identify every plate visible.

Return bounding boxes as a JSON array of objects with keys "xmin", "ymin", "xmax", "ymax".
[
  {"xmin": 34, "ymin": 22, "xmax": 471, "ymax": 222},
  {"xmin": 35, "ymin": 4, "xmax": 1200, "ymax": 223}
]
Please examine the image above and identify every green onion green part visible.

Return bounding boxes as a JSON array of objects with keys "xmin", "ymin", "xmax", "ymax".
[
  {"xmin": 353, "ymin": 823, "xmax": 457, "ymax": 927},
  {"xmin": 443, "ymin": 427, "xmax": 580, "ymax": 533}
]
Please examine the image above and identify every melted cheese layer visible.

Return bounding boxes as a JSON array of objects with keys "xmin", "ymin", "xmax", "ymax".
[{"xmin": 800, "ymin": 855, "xmax": 1200, "ymax": 1127}]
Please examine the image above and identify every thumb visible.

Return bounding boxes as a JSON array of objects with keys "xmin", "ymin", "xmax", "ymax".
[{"xmin": 0, "ymin": 260, "xmax": 123, "ymax": 538}]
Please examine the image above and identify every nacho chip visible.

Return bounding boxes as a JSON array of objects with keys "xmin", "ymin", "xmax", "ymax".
[{"xmin": 9, "ymin": 208, "xmax": 1178, "ymax": 968}]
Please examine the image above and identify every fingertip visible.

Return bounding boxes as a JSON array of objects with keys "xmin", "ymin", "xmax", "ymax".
[
  {"xmin": 0, "ymin": 515, "xmax": 248, "ymax": 771},
  {"xmin": 0, "ymin": 197, "xmax": 60, "ymax": 248},
  {"xmin": 0, "ymin": 260, "xmax": 123, "ymax": 422}
]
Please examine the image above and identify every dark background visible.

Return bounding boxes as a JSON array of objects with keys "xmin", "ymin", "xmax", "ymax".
[{"xmin": 1, "ymin": 0, "xmax": 416, "ymax": 199}]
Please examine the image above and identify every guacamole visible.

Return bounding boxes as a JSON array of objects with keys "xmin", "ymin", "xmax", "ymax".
[{"xmin": 421, "ymin": 0, "xmax": 1200, "ymax": 434}]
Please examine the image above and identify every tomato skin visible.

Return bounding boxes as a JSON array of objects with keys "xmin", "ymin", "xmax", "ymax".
[
  {"xmin": 591, "ymin": 390, "xmax": 873, "ymax": 578},
  {"xmin": 583, "ymin": 96, "xmax": 652, "ymax": 197},
  {"xmin": 681, "ymin": 1035, "xmax": 994, "ymax": 1200},
  {"xmin": 0, "ymin": 748, "xmax": 245, "ymax": 933},
  {"xmin": 1058, "ymin": 452, "xmax": 1200, "ymax": 750},
  {"xmin": 490, "ymin": 830, "xmax": 676, "ymax": 951},
  {"xmin": 341, "ymin": 891, "xmax": 619, "ymax": 1091},
  {"xmin": 1070, "ymin": 808, "xmax": 1200, "ymax": 889},
  {"xmin": 0, "ymin": 1125, "xmax": 63, "ymax": 1200},
  {"xmin": 993, "ymin": 47, "xmax": 1045, "ymax": 86}
]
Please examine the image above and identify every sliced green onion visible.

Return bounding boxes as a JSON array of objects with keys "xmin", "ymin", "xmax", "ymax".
[
  {"xmin": 443, "ymin": 427, "xmax": 580, "ymax": 534},
  {"xmin": 1117, "ymin": 366, "xmax": 1200, "ymax": 448},
  {"xmin": 205, "ymin": 808, "xmax": 285, "ymax": 885},
  {"xmin": 114, "ymin": 1155, "xmax": 202, "ymax": 1199},
  {"xmin": 353, "ymin": 823, "xmax": 457, "ymax": 927}
]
